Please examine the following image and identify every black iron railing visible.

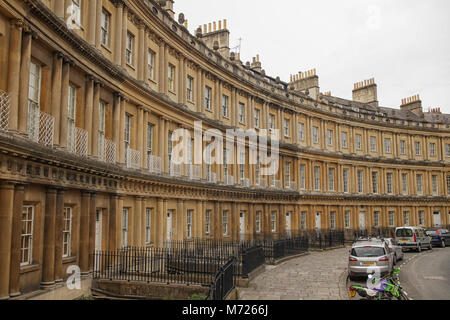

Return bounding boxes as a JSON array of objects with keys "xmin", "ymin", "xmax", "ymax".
[{"xmin": 207, "ymin": 257, "xmax": 236, "ymax": 300}]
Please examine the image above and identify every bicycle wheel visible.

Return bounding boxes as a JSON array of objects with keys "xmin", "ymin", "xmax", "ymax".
[{"xmin": 398, "ymin": 289, "xmax": 409, "ymax": 300}]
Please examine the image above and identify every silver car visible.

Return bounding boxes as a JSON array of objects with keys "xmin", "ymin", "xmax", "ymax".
[
  {"xmin": 384, "ymin": 238, "xmax": 404, "ymax": 264},
  {"xmin": 348, "ymin": 238, "xmax": 394, "ymax": 279}
]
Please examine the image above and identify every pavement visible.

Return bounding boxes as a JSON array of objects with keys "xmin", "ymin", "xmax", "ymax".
[{"xmin": 237, "ymin": 247, "xmax": 350, "ymax": 300}]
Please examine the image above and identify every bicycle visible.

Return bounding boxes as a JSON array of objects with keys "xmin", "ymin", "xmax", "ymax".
[{"xmin": 348, "ymin": 269, "xmax": 409, "ymax": 300}]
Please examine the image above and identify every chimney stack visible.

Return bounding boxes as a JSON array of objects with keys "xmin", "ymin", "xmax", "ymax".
[
  {"xmin": 250, "ymin": 54, "xmax": 262, "ymax": 73},
  {"xmin": 157, "ymin": 0, "xmax": 175, "ymax": 19},
  {"xmin": 352, "ymin": 77, "xmax": 378, "ymax": 107},
  {"xmin": 400, "ymin": 94, "xmax": 423, "ymax": 117},
  {"xmin": 199, "ymin": 19, "xmax": 230, "ymax": 59},
  {"xmin": 289, "ymin": 69, "xmax": 320, "ymax": 100}
]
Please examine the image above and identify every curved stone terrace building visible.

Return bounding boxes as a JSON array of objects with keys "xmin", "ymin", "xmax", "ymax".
[{"xmin": 0, "ymin": 0, "xmax": 449, "ymax": 299}]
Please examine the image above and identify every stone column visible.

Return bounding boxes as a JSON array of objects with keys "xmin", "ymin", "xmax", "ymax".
[
  {"xmin": 0, "ymin": 182, "xmax": 14, "ymax": 300},
  {"xmin": 182, "ymin": 58, "xmax": 187, "ymax": 105},
  {"xmin": 157, "ymin": 198, "xmax": 164, "ymax": 247},
  {"xmin": 18, "ymin": 29, "xmax": 32, "ymax": 134},
  {"xmin": 159, "ymin": 116, "xmax": 166, "ymax": 171},
  {"xmin": 55, "ymin": 0, "xmax": 65, "ymax": 19},
  {"xmin": 95, "ymin": 0, "xmax": 103, "ymax": 49},
  {"xmin": 196, "ymin": 67, "xmax": 202, "ymax": 112},
  {"xmin": 109, "ymin": 194, "xmax": 119, "ymax": 250},
  {"xmin": 143, "ymin": 111, "xmax": 149, "ymax": 168},
  {"xmin": 143, "ymin": 29, "xmax": 149, "ymax": 81},
  {"xmin": 159, "ymin": 42, "xmax": 165, "ymax": 93},
  {"xmin": 137, "ymin": 106, "xmax": 144, "ymax": 167},
  {"xmin": 59, "ymin": 60, "xmax": 71, "ymax": 149},
  {"xmin": 113, "ymin": 93, "xmax": 121, "ymax": 162},
  {"xmin": 9, "ymin": 184, "xmax": 25, "ymax": 297},
  {"xmin": 51, "ymin": 52, "xmax": 63, "ymax": 146},
  {"xmin": 114, "ymin": 2, "xmax": 124, "ymax": 65},
  {"xmin": 164, "ymin": 119, "xmax": 170, "ymax": 173},
  {"xmin": 84, "ymin": 76, "xmax": 94, "ymax": 154},
  {"xmin": 54, "ymin": 189, "xmax": 65, "ymax": 283},
  {"xmin": 92, "ymin": 81, "xmax": 101, "ymax": 157},
  {"xmin": 7, "ymin": 19, "xmax": 23, "ymax": 131},
  {"xmin": 87, "ymin": 0, "xmax": 97, "ymax": 45},
  {"xmin": 138, "ymin": 23, "xmax": 145, "ymax": 81},
  {"xmin": 41, "ymin": 187, "xmax": 58, "ymax": 288},
  {"xmin": 88, "ymin": 193, "xmax": 97, "ymax": 271},
  {"xmin": 79, "ymin": 192, "xmax": 91, "ymax": 275},
  {"xmin": 119, "ymin": 97, "xmax": 126, "ymax": 163},
  {"xmin": 121, "ymin": 5, "xmax": 128, "ymax": 68},
  {"xmin": 134, "ymin": 197, "xmax": 142, "ymax": 246}
]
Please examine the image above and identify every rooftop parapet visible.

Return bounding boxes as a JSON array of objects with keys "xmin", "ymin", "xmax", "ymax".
[{"xmin": 352, "ymin": 77, "xmax": 378, "ymax": 108}]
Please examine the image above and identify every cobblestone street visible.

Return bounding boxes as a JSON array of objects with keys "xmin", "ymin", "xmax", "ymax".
[{"xmin": 238, "ymin": 247, "xmax": 349, "ymax": 300}]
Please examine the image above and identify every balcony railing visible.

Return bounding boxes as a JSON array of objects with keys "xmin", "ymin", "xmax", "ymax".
[
  {"xmin": 241, "ymin": 178, "xmax": 250, "ymax": 188},
  {"xmin": 208, "ymin": 172, "xmax": 217, "ymax": 184},
  {"xmin": 72, "ymin": 127, "xmax": 88, "ymax": 157},
  {"xmin": 102, "ymin": 138, "xmax": 117, "ymax": 164},
  {"xmin": 38, "ymin": 112, "xmax": 55, "ymax": 148},
  {"xmin": 0, "ymin": 90, "xmax": 10, "ymax": 132},
  {"xmin": 187, "ymin": 164, "xmax": 201, "ymax": 180},
  {"xmin": 126, "ymin": 148, "xmax": 141, "ymax": 170},
  {"xmin": 224, "ymin": 175, "xmax": 234, "ymax": 186},
  {"xmin": 170, "ymin": 162, "xmax": 181, "ymax": 177},
  {"xmin": 286, "ymin": 181, "xmax": 297, "ymax": 190},
  {"xmin": 148, "ymin": 155, "xmax": 162, "ymax": 174}
]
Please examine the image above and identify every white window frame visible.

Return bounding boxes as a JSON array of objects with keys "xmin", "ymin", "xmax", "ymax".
[
  {"xmin": 328, "ymin": 168, "xmax": 335, "ymax": 191},
  {"xmin": 386, "ymin": 172, "xmax": 393, "ymax": 194},
  {"xmin": 402, "ymin": 173, "xmax": 408, "ymax": 195},
  {"xmin": 312, "ymin": 126, "xmax": 319, "ymax": 144},
  {"xmin": 415, "ymin": 141, "xmax": 421, "ymax": 155},
  {"xmin": 147, "ymin": 123, "xmax": 154, "ymax": 156},
  {"xmin": 205, "ymin": 210, "xmax": 211, "ymax": 236},
  {"xmin": 370, "ymin": 136, "xmax": 376, "ymax": 152},
  {"xmin": 388, "ymin": 211, "xmax": 395, "ymax": 227},
  {"xmin": 327, "ymin": 129, "xmax": 333, "ymax": 146},
  {"xmin": 357, "ymin": 170, "xmax": 364, "ymax": 194},
  {"xmin": 403, "ymin": 211, "xmax": 410, "ymax": 226},
  {"xmin": 187, "ymin": 210, "xmax": 193, "ymax": 239},
  {"xmin": 372, "ymin": 171, "xmax": 378, "ymax": 194},
  {"xmin": 429, "ymin": 143, "xmax": 436, "ymax": 157},
  {"xmin": 71, "ymin": 0, "xmax": 82, "ymax": 26},
  {"xmin": 344, "ymin": 211, "xmax": 351, "ymax": 229},
  {"xmin": 148, "ymin": 50, "xmax": 155, "ymax": 81},
  {"xmin": 168, "ymin": 64, "xmax": 175, "ymax": 92},
  {"xmin": 21, "ymin": 205, "xmax": 34, "ymax": 266},
  {"xmin": 400, "ymin": 140, "xmax": 406, "ymax": 155},
  {"xmin": 300, "ymin": 164, "xmax": 306, "ymax": 190},
  {"xmin": 284, "ymin": 119, "xmax": 290, "ymax": 137},
  {"xmin": 271, "ymin": 211, "xmax": 277, "ymax": 233},
  {"xmin": 205, "ymin": 86, "xmax": 212, "ymax": 110},
  {"xmin": 255, "ymin": 211, "xmax": 261, "ymax": 234},
  {"xmin": 301, "ymin": 211, "xmax": 307, "ymax": 231},
  {"xmin": 446, "ymin": 144, "xmax": 450, "ymax": 157},
  {"xmin": 330, "ymin": 212, "xmax": 336, "ymax": 230},
  {"xmin": 285, "ymin": 162, "xmax": 291, "ymax": 187},
  {"xmin": 98, "ymin": 101, "xmax": 106, "ymax": 157},
  {"xmin": 222, "ymin": 211, "xmax": 229, "ymax": 236},
  {"xmin": 418, "ymin": 210, "xmax": 425, "ymax": 226},
  {"xmin": 298, "ymin": 123, "xmax": 304, "ymax": 141},
  {"xmin": 101, "ymin": 9, "xmax": 110, "ymax": 47},
  {"xmin": 222, "ymin": 95, "xmax": 229, "ymax": 117},
  {"xmin": 254, "ymin": 108, "xmax": 260, "ymax": 128},
  {"xmin": 341, "ymin": 132, "xmax": 348, "ymax": 149},
  {"xmin": 269, "ymin": 114, "xmax": 275, "ymax": 130},
  {"xmin": 343, "ymin": 168, "xmax": 349, "ymax": 193},
  {"xmin": 27, "ymin": 61, "xmax": 42, "ymax": 141},
  {"xmin": 126, "ymin": 32, "xmax": 134, "ymax": 66},
  {"xmin": 122, "ymin": 208, "xmax": 129, "ymax": 247},
  {"xmin": 145, "ymin": 208, "xmax": 152, "ymax": 244},
  {"xmin": 238, "ymin": 103, "xmax": 245, "ymax": 124},
  {"xmin": 186, "ymin": 76, "xmax": 193, "ymax": 101},
  {"xmin": 314, "ymin": 166, "xmax": 320, "ymax": 190},
  {"xmin": 432, "ymin": 175, "xmax": 438, "ymax": 196},
  {"xmin": 384, "ymin": 138, "xmax": 391, "ymax": 154},
  {"xmin": 67, "ymin": 84, "xmax": 77, "ymax": 151},
  {"xmin": 63, "ymin": 207, "xmax": 73, "ymax": 258},
  {"xmin": 356, "ymin": 134, "xmax": 362, "ymax": 150},
  {"xmin": 416, "ymin": 174, "xmax": 423, "ymax": 195},
  {"xmin": 374, "ymin": 211, "xmax": 380, "ymax": 228}
]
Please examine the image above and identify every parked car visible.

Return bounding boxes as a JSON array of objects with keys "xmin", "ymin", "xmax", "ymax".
[
  {"xmin": 348, "ymin": 238, "xmax": 394, "ymax": 279},
  {"xmin": 394, "ymin": 227, "xmax": 432, "ymax": 252},
  {"xmin": 384, "ymin": 238, "xmax": 404, "ymax": 264},
  {"xmin": 425, "ymin": 228, "xmax": 450, "ymax": 248}
]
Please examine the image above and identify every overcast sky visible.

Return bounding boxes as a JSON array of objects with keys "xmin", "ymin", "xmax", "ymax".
[{"xmin": 175, "ymin": 0, "xmax": 450, "ymax": 114}]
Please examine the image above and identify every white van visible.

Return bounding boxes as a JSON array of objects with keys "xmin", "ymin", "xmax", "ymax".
[{"xmin": 394, "ymin": 227, "xmax": 432, "ymax": 252}]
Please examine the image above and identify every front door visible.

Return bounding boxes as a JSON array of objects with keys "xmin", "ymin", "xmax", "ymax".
[
  {"xmin": 95, "ymin": 210, "xmax": 102, "ymax": 251},
  {"xmin": 315, "ymin": 212, "xmax": 321, "ymax": 230},
  {"xmin": 240, "ymin": 212, "xmax": 245, "ymax": 241},
  {"xmin": 286, "ymin": 212, "xmax": 292, "ymax": 237},
  {"xmin": 433, "ymin": 212, "xmax": 441, "ymax": 227},
  {"xmin": 359, "ymin": 212, "xmax": 366, "ymax": 230}
]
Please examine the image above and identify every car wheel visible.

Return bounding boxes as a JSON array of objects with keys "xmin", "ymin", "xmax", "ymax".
[{"xmin": 442, "ymin": 240, "xmax": 446, "ymax": 248}]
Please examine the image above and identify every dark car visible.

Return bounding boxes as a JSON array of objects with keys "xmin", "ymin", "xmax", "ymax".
[{"xmin": 425, "ymin": 228, "xmax": 450, "ymax": 248}]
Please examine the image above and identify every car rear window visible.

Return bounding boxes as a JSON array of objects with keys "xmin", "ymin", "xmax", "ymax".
[
  {"xmin": 426, "ymin": 231, "xmax": 437, "ymax": 236},
  {"xmin": 351, "ymin": 247, "xmax": 386, "ymax": 257},
  {"xmin": 396, "ymin": 229, "xmax": 413, "ymax": 237}
]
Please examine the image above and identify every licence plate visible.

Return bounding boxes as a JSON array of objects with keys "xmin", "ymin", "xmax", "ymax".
[
  {"xmin": 400, "ymin": 239, "xmax": 409, "ymax": 242},
  {"xmin": 363, "ymin": 262, "xmax": 375, "ymax": 266}
]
